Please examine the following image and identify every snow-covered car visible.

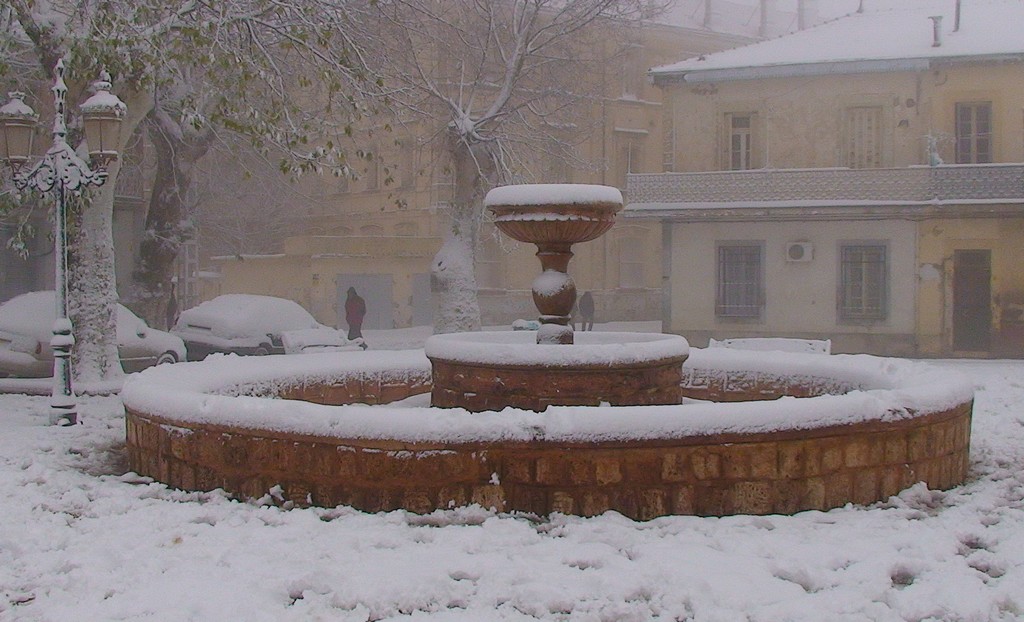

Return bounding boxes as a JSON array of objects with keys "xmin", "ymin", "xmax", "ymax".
[
  {"xmin": 280, "ymin": 328, "xmax": 364, "ymax": 354},
  {"xmin": 0, "ymin": 291, "xmax": 186, "ymax": 378},
  {"xmin": 171, "ymin": 294, "xmax": 328, "ymax": 360}
]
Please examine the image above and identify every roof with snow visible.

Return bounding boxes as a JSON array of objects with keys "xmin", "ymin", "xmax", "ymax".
[
  {"xmin": 660, "ymin": 0, "xmax": 814, "ymax": 39},
  {"xmin": 660, "ymin": 0, "xmax": 910, "ymax": 37},
  {"xmin": 653, "ymin": 0, "xmax": 1024, "ymax": 82}
]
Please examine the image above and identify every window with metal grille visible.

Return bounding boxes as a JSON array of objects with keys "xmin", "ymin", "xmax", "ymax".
[
  {"xmin": 716, "ymin": 244, "xmax": 763, "ymax": 318},
  {"xmin": 955, "ymin": 102, "xmax": 992, "ymax": 164},
  {"xmin": 727, "ymin": 114, "xmax": 753, "ymax": 170},
  {"xmin": 174, "ymin": 239, "xmax": 200, "ymax": 315},
  {"xmin": 839, "ymin": 244, "xmax": 887, "ymax": 321}
]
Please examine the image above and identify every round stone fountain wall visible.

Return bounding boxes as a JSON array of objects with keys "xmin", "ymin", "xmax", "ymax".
[
  {"xmin": 122, "ymin": 349, "xmax": 974, "ymax": 519},
  {"xmin": 426, "ymin": 332, "xmax": 689, "ymax": 412}
]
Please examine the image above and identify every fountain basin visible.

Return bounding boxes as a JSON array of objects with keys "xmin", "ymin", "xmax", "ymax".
[
  {"xmin": 486, "ymin": 184, "xmax": 622, "ymax": 246},
  {"xmin": 426, "ymin": 331, "xmax": 689, "ymax": 411},
  {"xmin": 121, "ymin": 349, "xmax": 973, "ymax": 519}
]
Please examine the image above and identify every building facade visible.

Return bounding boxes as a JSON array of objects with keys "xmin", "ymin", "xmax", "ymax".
[
  {"xmin": 627, "ymin": 1, "xmax": 1024, "ymax": 357},
  {"xmin": 202, "ymin": 20, "xmax": 754, "ymax": 330}
]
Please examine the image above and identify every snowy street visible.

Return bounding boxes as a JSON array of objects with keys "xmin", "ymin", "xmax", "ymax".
[{"xmin": 2, "ymin": 357, "xmax": 1023, "ymax": 621}]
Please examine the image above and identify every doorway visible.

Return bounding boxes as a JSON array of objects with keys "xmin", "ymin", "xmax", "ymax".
[
  {"xmin": 952, "ymin": 250, "xmax": 991, "ymax": 351},
  {"xmin": 335, "ymin": 274, "xmax": 394, "ymax": 331},
  {"xmin": 411, "ymin": 273, "xmax": 432, "ymax": 327}
]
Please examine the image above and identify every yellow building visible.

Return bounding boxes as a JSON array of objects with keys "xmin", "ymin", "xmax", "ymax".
[
  {"xmin": 205, "ymin": 20, "xmax": 752, "ymax": 330},
  {"xmin": 627, "ymin": 1, "xmax": 1024, "ymax": 357}
]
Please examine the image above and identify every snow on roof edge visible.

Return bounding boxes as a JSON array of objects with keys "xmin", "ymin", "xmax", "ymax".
[{"xmin": 651, "ymin": 2, "xmax": 1024, "ymax": 80}]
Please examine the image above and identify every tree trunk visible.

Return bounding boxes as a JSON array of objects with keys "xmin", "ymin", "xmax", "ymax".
[
  {"xmin": 66, "ymin": 90, "xmax": 152, "ymax": 383},
  {"xmin": 130, "ymin": 111, "xmax": 212, "ymax": 329},
  {"xmin": 430, "ymin": 138, "xmax": 493, "ymax": 333},
  {"xmin": 67, "ymin": 174, "xmax": 123, "ymax": 382}
]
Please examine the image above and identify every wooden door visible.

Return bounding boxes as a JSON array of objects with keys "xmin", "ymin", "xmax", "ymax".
[{"xmin": 953, "ymin": 250, "xmax": 992, "ymax": 351}]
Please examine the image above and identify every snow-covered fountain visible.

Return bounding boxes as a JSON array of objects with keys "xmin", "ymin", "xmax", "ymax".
[
  {"xmin": 429, "ymin": 185, "xmax": 688, "ymax": 412},
  {"xmin": 121, "ymin": 185, "xmax": 975, "ymax": 519}
]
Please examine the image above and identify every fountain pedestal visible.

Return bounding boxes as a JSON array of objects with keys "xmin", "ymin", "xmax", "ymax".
[{"xmin": 531, "ymin": 243, "xmax": 576, "ymax": 344}]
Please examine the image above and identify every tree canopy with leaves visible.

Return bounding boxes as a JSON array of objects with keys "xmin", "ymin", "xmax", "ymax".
[{"xmin": 2, "ymin": 0, "xmax": 374, "ymax": 378}]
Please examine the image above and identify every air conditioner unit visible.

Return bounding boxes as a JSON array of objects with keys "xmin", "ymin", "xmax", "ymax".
[{"xmin": 786, "ymin": 242, "xmax": 814, "ymax": 262}]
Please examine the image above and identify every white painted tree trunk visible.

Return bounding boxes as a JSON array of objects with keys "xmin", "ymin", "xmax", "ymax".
[
  {"xmin": 67, "ymin": 179, "xmax": 122, "ymax": 382},
  {"xmin": 430, "ymin": 139, "xmax": 493, "ymax": 334},
  {"xmin": 68, "ymin": 91, "xmax": 152, "ymax": 383},
  {"xmin": 431, "ymin": 226, "xmax": 482, "ymax": 334}
]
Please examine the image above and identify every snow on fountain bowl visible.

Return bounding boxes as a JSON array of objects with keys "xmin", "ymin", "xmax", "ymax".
[{"xmin": 121, "ymin": 347, "xmax": 974, "ymax": 519}]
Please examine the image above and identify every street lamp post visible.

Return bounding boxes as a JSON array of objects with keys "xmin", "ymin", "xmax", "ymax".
[{"xmin": 0, "ymin": 58, "xmax": 126, "ymax": 426}]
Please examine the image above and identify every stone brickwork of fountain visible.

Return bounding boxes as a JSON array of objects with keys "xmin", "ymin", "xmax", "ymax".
[{"xmin": 122, "ymin": 350, "xmax": 973, "ymax": 518}]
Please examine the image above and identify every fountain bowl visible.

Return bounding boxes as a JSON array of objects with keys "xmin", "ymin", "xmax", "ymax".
[{"xmin": 485, "ymin": 183, "xmax": 622, "ymax": 246}]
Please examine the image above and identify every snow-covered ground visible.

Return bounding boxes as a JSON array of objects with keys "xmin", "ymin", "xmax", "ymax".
[{"xmin": 2, "ymin": 333, "xmax": 1024, "ymax": 620}]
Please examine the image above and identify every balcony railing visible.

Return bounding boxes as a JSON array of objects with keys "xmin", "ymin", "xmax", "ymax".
[{"xmin": 627, "ymin": 164, "xmax": 1024, "ymax": 207}]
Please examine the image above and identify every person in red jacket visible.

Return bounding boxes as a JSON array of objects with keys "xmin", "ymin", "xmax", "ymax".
[
  {"xmin": 344, "ymin": 287, "xmax": 367, "ymax": 345},
  {"xmin": 578, "ymin": 291, "xmax": 595, "ymax": 331}
]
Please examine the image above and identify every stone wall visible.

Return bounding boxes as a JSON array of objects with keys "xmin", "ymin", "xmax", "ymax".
[
  {"xmin": 128, "ymin": 403, "xmax": 969, "ymax": 518},
  {"xmin": 125, "ymin": 362, "xmax": 973, "ymax": 519},
  {"xmin": 431, "ymin": 358, "xmax": 683, "ymax": 411}
]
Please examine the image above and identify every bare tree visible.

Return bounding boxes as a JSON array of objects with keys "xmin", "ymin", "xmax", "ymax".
[{"xmin": 365, "ymin": 0, "xmax": 658, "ymax": 333}]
